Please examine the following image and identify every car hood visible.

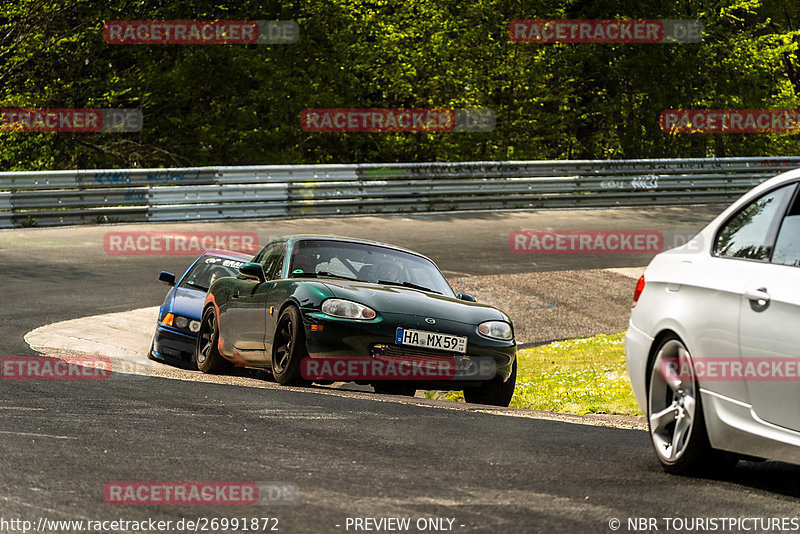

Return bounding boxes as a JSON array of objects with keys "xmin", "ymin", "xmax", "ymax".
[
  {"xmin": 169, "ymin": 286, "xmax": 207, "ymax": 320},
  {"xmin": 320, "ymin": 280, "xmax": 509, "ymax": 324}
]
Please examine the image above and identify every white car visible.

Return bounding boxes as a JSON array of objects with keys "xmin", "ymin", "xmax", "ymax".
[{"xmin": 626, "ymin": 168, "xmax": 800, "ymax": 474}]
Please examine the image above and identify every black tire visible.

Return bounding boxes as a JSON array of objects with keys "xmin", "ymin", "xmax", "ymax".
[
  {"xmin": 647, "ymin": 335, "xmax": 737, "ymax": 475},
  {"xmin": 195, "ymin": 306, "xmax": 232, "ymax": 374},
  {"xmin": 463, "ymin": 358, "xmax": 516, "ymax": 407},
  {"xmin": 271, "ymin": 306, "xmax": 309, "ymax": 386},
  {"xmin": 373, "ymin": 383, "xmax": 417, "ymax": 396}
]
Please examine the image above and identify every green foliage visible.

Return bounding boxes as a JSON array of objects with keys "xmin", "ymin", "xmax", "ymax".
[
  {"xmin": 511, "ymin": 333, "xmax": 641, "ymax": 415},
  {"xmin": 1, "ymin": 0, "xmax": 799, "ymax": 169},
  {"xmin": 428, "ymin": 332, "xmax": 641, "ymax": 415}
]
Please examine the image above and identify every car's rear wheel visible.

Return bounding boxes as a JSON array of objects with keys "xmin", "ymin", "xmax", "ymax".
[
  {"xmin": 463, "ymin": 358, "xmax": 516, "ymax": 407},
  {"xmin": 647, "ymin": 336, "xmax": 737, "ymax": 475},
  {"xmin": 195, "ymin": 307, "xmax": 232, "ymax": 374},
  {"xmin": 272, "ymin": 306, "xmax": 309, "ymax": 386}
]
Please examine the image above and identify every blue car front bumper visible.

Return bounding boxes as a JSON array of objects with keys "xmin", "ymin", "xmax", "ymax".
[{"xmin": 151, "ymin": 324, "xmax": 197, "ymax": 368}]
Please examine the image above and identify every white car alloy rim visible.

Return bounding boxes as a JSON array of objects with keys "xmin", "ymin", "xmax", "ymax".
[{"xmin": 648, "ymin": 339, "xmax": 698, "ymax": 463}]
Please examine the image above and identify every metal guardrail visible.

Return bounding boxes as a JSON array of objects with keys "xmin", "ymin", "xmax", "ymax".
[{"xmin": 0, "ymin": 157, "xmax": 797, "ymax": 228}]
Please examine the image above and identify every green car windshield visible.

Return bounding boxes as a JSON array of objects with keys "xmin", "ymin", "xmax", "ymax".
[{"xmin": 289, "ymin": 240, "xmax": 454, "ymax": 297}]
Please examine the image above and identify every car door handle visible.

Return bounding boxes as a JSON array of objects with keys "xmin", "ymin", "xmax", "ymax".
[
  {"xmin": 744, "ymin": 287, "xmax": 770, "ymax": 311},
  {"xmin": 232, "ymin": 290, "xmax": 239, "ymax": 299}
]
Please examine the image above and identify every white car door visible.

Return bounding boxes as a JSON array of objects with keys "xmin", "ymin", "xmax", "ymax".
[{"xmin": 738, "ymin": 183, "xmax": 800, "ymax": 431}]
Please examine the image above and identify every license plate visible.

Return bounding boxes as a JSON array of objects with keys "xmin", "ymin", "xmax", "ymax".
[{"xmin": 395, "ymin": 328, "xmax": 467, "ymax": 353}]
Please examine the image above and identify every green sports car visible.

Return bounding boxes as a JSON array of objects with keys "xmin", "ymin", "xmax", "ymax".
[{"xmin": 197, "ymin": 235, "xmax": 517, "ymax": 406}]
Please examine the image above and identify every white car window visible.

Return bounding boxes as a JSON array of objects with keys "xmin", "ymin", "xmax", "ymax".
[
  {"xmin": 714, "ymin": 184, "xmax": 795, "ymax": 261},
  {"xmin": 773, "ymin": 193, "xmax": 800, "ymax": 266}
]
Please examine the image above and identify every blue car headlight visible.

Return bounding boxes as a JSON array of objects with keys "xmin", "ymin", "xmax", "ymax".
[
  {"xmin": 321, "ymin": 299, "xmax": 377, "ymax": 320},
  {"xmin": 162, "ymin": 313, "xmax": 200, "ymax": 333},
  {"xmin": 477, "ymin": 321, "xmax": 513, "ymax": 341}
]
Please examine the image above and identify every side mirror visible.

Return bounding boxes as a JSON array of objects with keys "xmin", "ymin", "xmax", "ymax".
[
  {"xmin": 159, "ymin": 271, "xmax": 176, "ymax": 286},
  {"xmin": 457, "ymin": 292, "xmax": 476, "ymax": 302},
  {"xmin": 239, "ymin": 262, "xmax": 266, "ymax": 283}
]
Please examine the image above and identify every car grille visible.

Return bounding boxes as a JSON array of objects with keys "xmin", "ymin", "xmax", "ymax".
[{"xmin": 369, "ymin": 343, "xmax": 469, "ymax": 360}]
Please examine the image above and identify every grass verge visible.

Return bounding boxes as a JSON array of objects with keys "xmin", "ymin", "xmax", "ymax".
[{"xmin": 427, "ymin": 332, "xmax": 643, "ymax": 416}]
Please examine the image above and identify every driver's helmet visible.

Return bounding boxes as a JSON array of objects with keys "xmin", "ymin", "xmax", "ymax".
[
  {"xmin": 377, "ymin": 261, "xmax": 401, "ymax": 282},
  {"xmin": 291, "ymin": 250, "xmax": 317, "ymax": 275}
]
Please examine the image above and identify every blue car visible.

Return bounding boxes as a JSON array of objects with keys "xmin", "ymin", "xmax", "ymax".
[{"xmin": 149, "ymin": 249, "xmax": 251, "ymax": 368}]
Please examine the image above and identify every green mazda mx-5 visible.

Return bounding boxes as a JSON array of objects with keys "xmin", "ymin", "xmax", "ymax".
[{"xmin": 196, "ymin": 235, "xmax": 517, "ymax": 406}]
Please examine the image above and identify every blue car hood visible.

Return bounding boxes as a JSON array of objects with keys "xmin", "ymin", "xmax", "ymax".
[{"xmin": 169, "ymin": 287, "xmax": 207, "ymax": 320}]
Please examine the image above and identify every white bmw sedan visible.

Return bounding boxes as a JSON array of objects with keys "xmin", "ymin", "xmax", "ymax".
[{"xmin": 626, "ymin": 168, "xmax": 800, "ymax": 474}]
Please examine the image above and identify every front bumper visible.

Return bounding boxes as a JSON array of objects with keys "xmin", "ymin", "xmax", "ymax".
[
  {"xmin": 151, "ymin": 325, "xmax": 198, "ymax": 369},
  {"xmin": 301, "ymin": 309, "xmax": 516, "ymax": 386}
]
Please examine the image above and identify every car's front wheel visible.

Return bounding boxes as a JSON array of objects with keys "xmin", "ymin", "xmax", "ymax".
[
  {"xmin": 463, "ymin": 358, "xmax": 516, "ymax": 407},
  {"xmin": 647, "ymin": 336, "xmax": 737, "ymax": 475},
  {"xmin": 195, "ymin": 307, "xmax": 232, "ymax": 374},
  {"xmin": 271, "ymin": 306, "xmax": 309, "ymax": 386}
]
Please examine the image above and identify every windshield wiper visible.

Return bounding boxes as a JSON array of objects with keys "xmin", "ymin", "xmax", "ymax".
[
  {"xmin": 377, "ymin": 280, "xmax": 440, "ymax": 294},
  {"xmin": 291, "ymin": 271, "xmax": 359, "ymax": 281},
  {"xmin": 185, "ymin": 281, "xmax": 209, "ymax": 291},
  {"xmin": 317, "ymin": 271, "xmax": 359, "ymax": 281}
]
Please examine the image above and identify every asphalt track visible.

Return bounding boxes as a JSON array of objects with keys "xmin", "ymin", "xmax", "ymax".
[{"xmin": 4, "ymin": 206, "xmax": 800, "ymax": 534}]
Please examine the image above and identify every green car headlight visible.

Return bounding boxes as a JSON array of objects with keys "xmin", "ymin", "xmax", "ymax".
[
  {"xmin": 321, "ymin": 299, "xmax": 377, "ymax": 320},
  {"xmin": 477, "ymin": 321, "xmax": 513, "ymax": 341}
]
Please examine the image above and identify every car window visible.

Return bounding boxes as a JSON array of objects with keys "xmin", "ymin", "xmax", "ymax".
[
  {"xmin": 266, "ymin": 247, "xmax": 286, "ymax": 280},
  {"xmin": 260, "ymin": 243, "xmax": 286, "ymax": 280},
  {"xmin": 713, "ymin": 184, "xmax": 795, "ymax": 261},
  {"xmin": 180, "ymin": 256, "xmax": 246, "ymax": 291},
  {"xmin": 251, "ymin": 244, "xmax": 268, "ymax": 264},
  {"xmin": 772, "ymin": 189, "xmax": 800, "ymax": 267}
]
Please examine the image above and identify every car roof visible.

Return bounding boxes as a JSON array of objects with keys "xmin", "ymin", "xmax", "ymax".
[
  {"xmin": 749, "ymin": 167, "xmax": 800, "ymax": 194},
  {"xmin": 707, "ymin": 167, "xmax": 800, "ymax": 226}
]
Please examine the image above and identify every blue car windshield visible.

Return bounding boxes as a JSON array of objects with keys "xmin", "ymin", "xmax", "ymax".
[
  {"xmin": 180, "ymin": 256, "xmax": 246, "ymax": 291},
  {"xmin": 289, "ymin": 240, "xmax": 454, "ymax": 296}
]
